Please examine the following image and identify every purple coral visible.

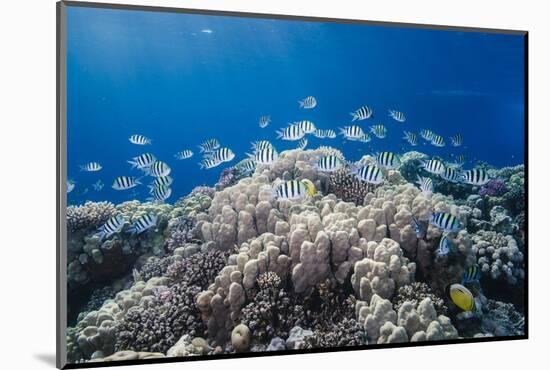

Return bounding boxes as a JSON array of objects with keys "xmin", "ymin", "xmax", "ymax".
[
  {"xmin": 164, "ymin": 216, "xmax": 198, "ymax": 253},
  {"xmin": 479, "ymin": 179, "xmax": 508, "ymax": 197}
]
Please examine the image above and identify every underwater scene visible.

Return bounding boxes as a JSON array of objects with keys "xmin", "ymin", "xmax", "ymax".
[{"xmin": 65, "ymin": 5, "xmax": 526, "ymax": 364}]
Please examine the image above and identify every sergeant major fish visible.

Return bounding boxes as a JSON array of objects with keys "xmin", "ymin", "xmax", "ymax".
[
  {"xmin": 128, "ymin": 153, "xmax": 156, "ymax": 169},
  {"xmin": 462, "ymin": 168, "xmax": 490, "ymax": 186},
  {"xmin": 249, "ymin": 147, "xmax": 279, "ymax": 165},
  {"xmin": 145, "ymin": 161, "xmax": 171, "ymax": 177},
  {"xmin": 174, "ymin": 150, "xmax": 194, "ymax": 160},
  {"xmin": 350, "ymin": 106, "xmax": 373, "ymax": 121},
  {"xmin": 198, "ymin": 138, "xmax": 220, "ymax": 153},
  {"xmin": 112, "ymin": 176, "xmax": 141, "ymax": 190},
  {"xmin": 298, "ymin": 95, "xmax": 317, "ymax": 109},
  {"xmin": 389, "ymin": 109, "xmax": 406, "ymax": 122},
  {"xmin": 339, "ymin": 125, "xmax": 365, "ymax": 140},
  {"xmin": 352, "ymin": 165, "xmax": 384, "ymax": 184},
  {"xmin": 376, "ymin": 151, "xmax": 401, "ymax": 169},
  {"xmin": 416, "ymin": 175, "xmax": 434, "ymax": 194},
  {"xmin": 273, "ymin": 179, "xmax": 317, "ymax": 200},
  {"xmin": 421, "ymin": 159, "xmax": 445, "ymax": 175},
  {"xmin": 276, "ymin": 125, "xmax": 305, "ymax": 141},
  {"xmin": 297, "ymin": 137, "xmax": 308, "ymax": 150},
  {"xmin": 430, "ymin": 212, "xmax": 462, "ymax": 232},
  {"xmin": 95, "ymin": 215, "xmax": 126, "ymax": 241},
  {"xmin": 129, "ymin": 134, "xmax": 152, "ymax": 145},
  {"xmin": 148, "ymin": 185, "xmax": 172, "ymax": 203},
  {"xmin": 259, "ymin": 115, "xmax": 271, "ymax": 128},
  {"xmin": 370, "ymin": 125, "xmax": 387, "ymax": 139},
  {"xmin": 316, "ymin": 155, "xmax": 345, "ymax": 172},
  {"xmin": 127, "ymin": 213, "xmax": 158, "ymax": 235},
  {"xmin": 80, "ymin": 162, "xmax": 102, "ymax": 172},
  {"xmin": 403, "ymin": 131, "xmax": 418, "ymax": 146}
]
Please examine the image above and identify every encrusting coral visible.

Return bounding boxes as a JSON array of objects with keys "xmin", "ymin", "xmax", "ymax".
[{"xmin": 66, "ymin": 148, "xmax": 525, "ymax": 363}]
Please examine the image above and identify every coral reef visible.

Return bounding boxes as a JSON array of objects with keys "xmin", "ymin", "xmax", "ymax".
[
  {"xmin": 67, "ymin": 201, "xmax": 115, "ymax": 233},
  {"xmin": 328, "ymin": 168, "xmax": 374, "ymax": 205},
  {"xmin": 392, "ymin": 282, "xmax": 448, "ymax": 316},
  {"xmin": 473, "ymin": 230, "xmax": 524, "ymax": 284}
]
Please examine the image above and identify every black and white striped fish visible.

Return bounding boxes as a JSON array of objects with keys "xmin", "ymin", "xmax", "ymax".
[
  {"xmin": 129, "ymin": 134, "xmax": 152, "ymax": 145},
  {"xmin": 370, "ymin": 125, "xmax": 387, "ymax": 139},
  {"xmin": 259, "ymin": 115, "xmax": 271, "ymax": 128},
  {"xmin": 421, "ymin": 159, "xmax": 445, "ymax": 175},
  {"xmin": 389, "ymin": 110, "xmax": 406, "ymax": 122},
  {"xmin": 450, "ymin": 133, "xmax": 463, "ymax": 147},
  {"xmin": 234, "ymin": 158, "xmax": 257, "ymax": 173},
  {"xmin": 403, "ymin": 131, "xmax": 418, "ymax": 146},
  {"xmin": 441, "ymin": 167, "xmax": 462, "ymax": 183},
  {"xmin": 339, "ymin": 125, "xmax": 364, "ymax": 140},
  {"xmin": 462, "ymin": 168, "xmax": 490, "ymax": 186},
  {"xmin": 95, "ymin": 215, "xmax": 126, "ymax": 241},
  {"xmin": 430, "ymin": 212, "xmax": 462, "ymax": 232},
  {"xmin": 350, "ymin": 106, "xmax": 373, "ymax": 121},
  {"xmin": 447, "ymin": 154, "xmax": 465, "ymax": 169},
  {"xmin": 112, "ymin": 176, "xmax": 141, "ymax": 190},
  {"xmin": 316, "ymin": 155, "xmax": 345, "ymax": 172},
  {"xmin": 376, "ymin": 151, "xmax": 401, "ymax": 169},
  {"xmin": 145, "ymin": 161, "xmax": 171, "ymax": 177},
  {"xmin": 416, "ymin": 175, "xmax": 434, "ymax": 194},
  {"xmin": 352, "ymin": 165, "xmax": 384, "ymax": 184},
  {"xmin": 251, "ymin": 140, "xmax": 273, "ymax": 152},
  {"xmin": 358, "ymin": 133, "xmax": 371, "ymax": 143},
  {"xmin": 420, "ymin": 129, "xmax": 435, "ymax": 141},
  {"xmin": 174, "ymin": 150, "xmax": 193, "ymax": 160},
  {"xmin": 199, "ymin": 158, "xmax": 223, "ymax": 169},
  {"xmin": 297, "ymin": 137, "xmax": 308, "ymax": 150},
  {"xmin": 128, "ymin": 153, "xmax": 156, "ymax": 169},
  {"xmin": 276, "ymin": 125, "xmax": 305, "ymax": 141},
  {"xmin": 127, "ymin": 213, "xmax": 158, "ymax": 235},
  {"xmin": 198, "ymin": 138, "xmax": 220, "ymax": 153},
  {"xmin": 148, "ymin": 185, "xmax": 172, "ymax": 202},
  {"xmin": 149, "ymin": 175, "xmax": 173, "ymax": 189},
  {"xmin": 314, "ymin": 129, "xmax": 337, "ymax": 139},
  {"xmin": 205, "ymin": 147, "xmax": 235, "ymax": 163},
  {"xmin": 273, "ymin": 179, "xmax": 316, "ymax": 200},
  {"xmin": 249, "ymin": 147, "xmax": 279, "ymax": 165},
  {"xmin": 431, "ymin": 134, "xmax": 445, "ymax": 147},
  {"xmin": 80, "ymin": 162, "xmax": 102, "ymax": 172},
  {"xmin": 295, "ymin": 120, "xmax": 316, "ymax": 133},
  {"xmin": 298, "ymin": 95, "xmax": 317, "ymax": 109}
]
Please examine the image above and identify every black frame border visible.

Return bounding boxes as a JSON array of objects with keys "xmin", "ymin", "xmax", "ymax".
[{"xmin": 56, "ymin": 1, "xmax": 529, "ymax": 369}]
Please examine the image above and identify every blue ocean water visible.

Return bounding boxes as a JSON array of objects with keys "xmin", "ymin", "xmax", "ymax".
[{"xmin": 66, "ymin": 7, "xmax": 525, "ymax": 205}]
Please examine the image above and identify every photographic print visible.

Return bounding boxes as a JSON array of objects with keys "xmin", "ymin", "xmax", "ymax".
[{"xmin": 58, "ymin": 2, "xmax": 527, "ymax": 367}]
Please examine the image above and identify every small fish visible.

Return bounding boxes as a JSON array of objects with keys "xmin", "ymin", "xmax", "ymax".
[
  {"xmin": 421, "ymin": 159, "xmax": 445, "ymax": 175},
  {"xmin": 200, "ymin": 158, "xmax": 223, "ymax": 169},
  {"xmin": 462, "ymin": 168, "xmax": 490, "ymax": 186},
  {"xmin": 277, "ymin": 125, "xmax": 305, "ymax": 141},
  {"xmin": 447, "ymin": 154, "xmax": 465, "ymax": 169},
  {"xmin": 67, "ymin": 180, "xmax": 75, "ymax": 193},
  {"xmin": 461, "ymin": 265, "xmax": 481, "ymax": 285},
  {"xmin": 441, "ymin": 167, "xmax": 462, "ymax": 183},
  {"xmin": 448, "ymin": 283, "xmax": 475, "ymax": 312},
  {"xmin": 370, "ymin": 125, "xmax": 387, "ymax": 139},
  {"xmin": 174, "ymin": 150, "xmax": 194, "ymax": 160},
  {"xmin": 389, "ymin": 109, "xmax": 406, "ymax": 122},
  {"xmin": 376, "ymin": 151, "xmax": 401, "ymax": 169},
  {"xmin": 297, "ymin": 137, "xmax": 308, "ymax": 150},
  {"xmin": 129, "ymin": 134, "xmax": 152, "ymax": 145},
  {"xmin": 145, "ymin": 161, "xmax": 171, "ymax": 177},
  {"xmin": 112, "ymin": 176, "xmax": 140, "ymax": 190},
  {"xmin": 420, "ymin": 129, "xmax": 435, "ymax": 141},
  {"xmin": 352, "ymin": 165, "xmax": 384, "ymax": 184},
  {"xmin": 273, "ymin": 179, "xmax": 316, "ymax": 200},
  {"xmin": 416, "ymin": 175, "xmax": 434, "ymax": 194},
  {"xmin": 450, "ymin": 133, "xmax": 463, "ymax": 147},
  {"xmin": 80, "ymin": 162, "xmax": 102, "ymax": 172},
  {"xmin": 313, "ymin": 129, "xmax": 327, "ymax": 138},
  {"xmin": 323, "ymin": 129, "xmax": 337, "ymax": 138},
  {"xmin": 234, "ymin": 158, "xmax": 257, "ymax": 173},
  {"xmin": 430, "ymin": 212, "xmax": 462, "ymax": 232},
  {"xmin": 149, "ymin": 175, "xmax": 173, "ymax": 189},
  {"xmin": 436, "ymin": 234, "xmax": 451, "ymax": 256},
  {"xmin": 127, "ymin": 213, "xmax": 158, "ymax": 235},
  {"xmin": 350, "ymin": 106, "xmax": 374, "ymax": 121},
  {"xmin": 403, "ymin": 131, "xmax": 418, "ymax": 146},
  {"xmin": 358, "ymin": 133, "xmax": 371, "ymax": 143},
  {"xmin": 250, "ymin": 147, "xmax": 279, "ymax": 165},
  {"xmin": 128, "ymin": 153, "xmax": 156, "ymax": 169},
  {"xmin": 251, "ymin": 140, "xmax": 274, "ymax": 152},
  {"xmin": 431, "ymin": 134, "xmax": 445, "ymax": 147},
  {"xmin": 205, "ymin": 147, "xmax": 235, "ymax": 163},
  {"xmin": 295, "ymin": 120, "xmax": 316, "ymax": 134},
  {"xmin": 92, "ymin": 180, "xmax": 104, "ymax": 191},
  {"xmin": 298, "ymin": 95, "xmax": 317, "ymax": 109},
  {"xmin": 198, "ymin": 138, "xmax": 220, "ymax": 153},
  {"xmin": 316, "ymin": 155, "xmax": 345, "ymax": 172},
  {"xmin": 148, "ymin": 185, "xmax": 172, "ymax": 203},
  {"xmin": 95, "ymin": 215, "xmax": 126, "ymax": 241},
  {"xmin": 200, "ymin": 28, "xmax": 213, "ymax": 34},
  {"xmin": 412, "ymin": 216, "xmax": 428, "ymax": 239},
  {"xmin": 339, "ymin": 125, "xmax": 365, "ymax": 140},
  {"xmin": 259, "ymin": 115, "xmax": 271, "ymax": 128}
]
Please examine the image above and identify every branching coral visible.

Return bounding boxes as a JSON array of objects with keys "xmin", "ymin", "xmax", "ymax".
[
  {"xmin": 328, "ymin": 168, "xmax": 375, "ymax": 205},
  {"xmin": 165, "ymin": 250, "xmax": 228, "ymax": 288},
  {"xmin": 473, "ymin": 230, "xmax": 524, "ymax": 284},
  {"xmin": 165, "ymin": 216, "xmax": 200, "ymax": 253},
  {"xmin": 392, "ymin": 282, "xmax": 448, "ymax": 316}
]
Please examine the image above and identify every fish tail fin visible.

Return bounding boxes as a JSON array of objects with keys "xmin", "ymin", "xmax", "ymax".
[
  {"xmin": 298, "ymin": 100, "xmax": 304, "ymax": 108},
  {"xmin": 127, "ymin": 160, "xmax": 138, "ymax": 169},
  {"xmin": 350, "ymin": 112, "xmax": 358, "ymax": 122},
  {"xmin": 276, "ymin": 130, "xmax": 284, "ymax": 139}
]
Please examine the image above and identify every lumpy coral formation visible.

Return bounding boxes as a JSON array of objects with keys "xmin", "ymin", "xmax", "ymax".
[{"xmin": 66, "ymin": 149, "xmax": 525, "ymax": 363}]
